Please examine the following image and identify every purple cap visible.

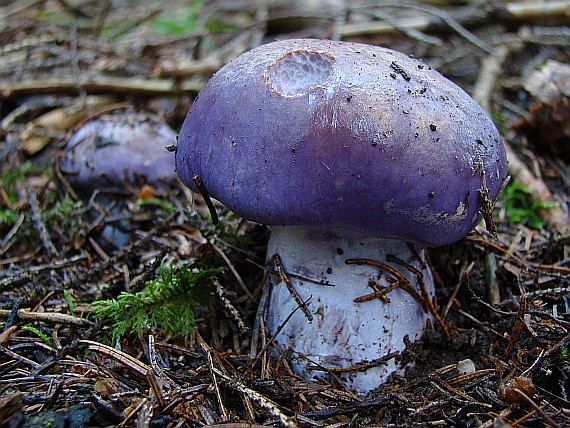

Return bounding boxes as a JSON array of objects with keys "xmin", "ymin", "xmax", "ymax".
[
  {"xmin": 60, "ymin": 111, "xmax": 176, "ymax": 195},
  {"xmin": 176, "ymin": 39, "xmax": 508, "ymax": 247}
]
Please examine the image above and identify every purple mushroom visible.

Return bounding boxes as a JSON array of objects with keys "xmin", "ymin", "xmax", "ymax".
[
  {"xmin": 59, "ymin": 110, "xmax": 177, "ymax": 247},
  {"xmin": 175, "ymin": 39, "xmax": 508, "ymax": 393},
  {"xmin": 59, "ymin": 110, "xmax": 176, "ymax": 196}
]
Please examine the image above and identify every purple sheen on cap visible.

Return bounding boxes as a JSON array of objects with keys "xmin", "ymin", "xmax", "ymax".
[
  {"xmin": 60, "ymin": 112, "xmax": 176, "ymax": 194},
  {"xmin": 176, "ymin": 39, "xmax": 508, "ymax": 247}
]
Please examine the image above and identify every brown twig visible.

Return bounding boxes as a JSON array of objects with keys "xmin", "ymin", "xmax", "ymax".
[
  {"xmin": 353, "ymin": 279, "xmax": 400, "ymax": 303},
  {"xmin": 468, "ymin": 236, "xmax": 570, "ymax": 276},
  {"xmin": 0, "ymin": 309, "xmax": 92, "ymax": 325},
  {"xmin": 513, "ymin": 388, "xmax": 561, "ymax": 428},
  {"xmin": 387, "ymin": 255, "xmax": 451, "ymax": 340},
  {"xmin": 346, "ymin": 257, "xmax": 451, "ymax": 339},
  {"xmin": 80, "ymin": 340, "xmax": 151, "ymax": 378},
  {"xmin": 457, "ymin": 309, "xmax": 509, "ymax": 342},
  {"xmin": 197, "ymin": 332, "xmax": 229, "ymax": 421},
  {"xmin": 503, "ymin": 295, "xmax": 527, "ymax": 360},
  {"xmin": 307, "ymin": 351, "xmax": 399, "ymax": 373},
  {"xmin": 0, "ymin": 346, "xmax": 40, "ymax": 369},
  {"xmin": 442, "ymin": 261, "xmax": 473, "ymax": 320},
  {"xmin": 250, "ymin": 304, "xmax": 304, "ymax": 369},
  {"xmin": 345, "ymin": 258, "xmax": 425, "ymax": 310},
  {"xmin": 477, "ymin": 171, "xmax": 499, "ymax": 239},
  {"xmin": 270, "ymin": 254, "xmax": 313, "ymax": 322},
  {"xmin": 2, "ymin": 75, "xmax": 206, "ymax": 98}
]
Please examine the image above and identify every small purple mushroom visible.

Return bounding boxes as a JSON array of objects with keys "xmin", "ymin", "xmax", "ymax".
[
  {"xmin": 59, "ymin": 110, "xmax": 177, "ymax": 247},
  {"xmin": 60, "ymin": 110, "xmax": 176, "ymax": 196},
  {"xmin": 175, "ymin": 39, "xmax": 508, "ymax": 393}
]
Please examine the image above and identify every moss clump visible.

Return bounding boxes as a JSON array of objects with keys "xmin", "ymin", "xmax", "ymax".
[
  {"xmin": 500, "ymin": 181, "xmax": 559, "ymax": 229},
  {"xmin": 92, "ymin": 262, "xmax": 221, "ymax": 344}
]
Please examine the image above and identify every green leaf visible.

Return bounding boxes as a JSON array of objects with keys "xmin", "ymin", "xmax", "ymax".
[
  {"xmin": 22, "ymin": 326, "xmax": 53, "ymax": 348},
  {"xmin": 136, "ymin": 197, "xmax": 174, "ymax": 214},
  {"xmin": 63, "ymin": 289, "xmax": 75, "ymax": 313}
]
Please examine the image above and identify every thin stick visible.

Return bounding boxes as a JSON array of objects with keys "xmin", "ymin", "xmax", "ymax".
[
  {"xmin": 211, "ymin": 367, "xmax": 296, "ymax": 428},
  {"xmin": 28, "ymin": 188, "xmax": 58, "ymax": 257},
  {"xmin": 0, "ymin": 345, "xmax": 40, "ymax": 368},
  {"xmin": 271, "ymin": 254, "xmax": 313, "ymax": 322},
  {"xmin": 478, "ymin": 171, "xmax": 499, "ymax": 239},
  {"xmin": 192, "ymin": 174, "xmax": 219, "ymax": 226},
  {"xmin": 80, "ymin": 340, "xmax": 151, "ymax": 377},
  {"xmin": 387, "ymin": 255, "xmax": 450, "ymax": 340},
  {"xmin": 2, "ymin": 75, "xmax": 206, "ymax": 98},
  {"xmin": 344, "ymin": 2, "xmax": 493, "ymax": 53},
  {"xmin": 345, "ymin": 258, "xmax": 425, "ymax": 311},
  {"xmin": 513, "ymin": 388, "xmax": 560, "ymax": 428},
  {"xmin": 1, "ymin": 213, "xmax": 25, "ymax": 253},
  {"xmin": 307, "ymin": 351, "xmax": 399, "ymax": 373},
  {"xmin": 211, "ymin": 243, "xmax": 255, "ymax": 302},
  {"xmin": 250, "ymin": 304, "xmax": 304, "ymax": 369},
  {"xmin": 442, "ymin": 262, "xmax": 473, "ymax": 320},
  {"xmin": 457, "ymin": 309, "xmax": 508, "ymax": 342},
  {"xmin": 0, "ymin": 309, "xmax": 92, "ymax": 325},
  {"xmin": 197, "ymin": 333, "xmax": 228, "ymax": 421},
  {"xmin": 214, "ymin": 279, "xmax": 248, "ymax": 333},
  {"xmin": 147, "ymin": 334, "xmax": 177, "ymax": 388},
  {"xmin": 503, "ymin": 295, "xmax": 528, "ymax": 360},
  {"xmin": 472, "ymin": 44, "xmax": 569, "ymax": 230},
  {"xmin": 3, "ymin": 297, "xmax": 24, "ymax": 332},
  {"xmin": 468, "ymin": 236, "xmax": 570, "ymax": 276},
  {"xmin": 365, "ymin": 8, "xmax": 440, "ymax": 46},
  {"xmin": 353, "ymin": 281, "xmax": 400, "ymax": 303},
  {"xmin": 249, "ymin": 278, "xmax": 270, "ymax": 359}
]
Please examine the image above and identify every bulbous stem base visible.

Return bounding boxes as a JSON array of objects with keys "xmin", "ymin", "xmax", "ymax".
[{"xmin": 264, "ymin": 226, "xmax": 434, "ymax": 394}]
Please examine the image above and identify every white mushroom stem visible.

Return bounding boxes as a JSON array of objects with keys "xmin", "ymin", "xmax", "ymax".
[{"xmin": 264, "ymin": 226, "xmax": 434, "ymax": 394}]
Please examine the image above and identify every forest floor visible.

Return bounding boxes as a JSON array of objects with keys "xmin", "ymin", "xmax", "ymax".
[{"xmin": 1, "ymin": 0, "xmax": 569, "ymax": 427}]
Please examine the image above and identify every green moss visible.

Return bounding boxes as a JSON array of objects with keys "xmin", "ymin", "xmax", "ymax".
[
  {"xmin": 91, "ymin": 262, "xmax": 221, "ymax": 344},
  {"xmin": 151, "ymin": 1, "xmax": 237, "ymax": 36},
  {"xmin": 152, "ymin": 0, "xmax": 205, "ymax": 35},
  {"xmin": 1, "ymin": 162, "xmax": 83, "ymax": 246},
  {"xmin": 500, "ymin": 181, "xmax": 559, "ymax": 229},
  {"xmin": 1, "ymin": 162, "xmax": 49, "ymax": 228},
  {"xmin": 42, "ymin": 196, "xmax": 83, "ymax": 228}
]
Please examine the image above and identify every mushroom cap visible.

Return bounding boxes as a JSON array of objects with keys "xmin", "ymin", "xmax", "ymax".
[
  {"xmin": 176, "ymin": 39, "xmax": 508, "ymax": 247},
  {"xmin": 60, "ymin": 111, "xmax": 176, "ymax": 195}
]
